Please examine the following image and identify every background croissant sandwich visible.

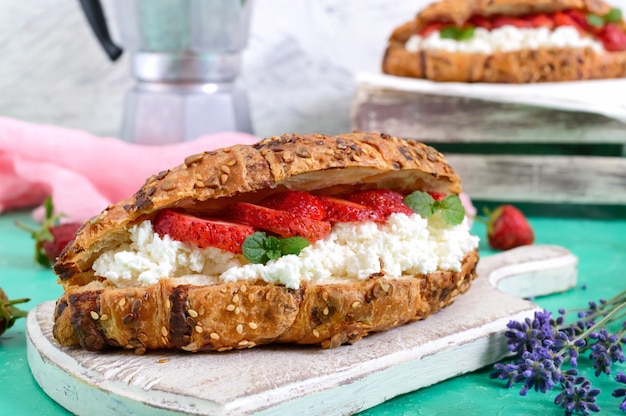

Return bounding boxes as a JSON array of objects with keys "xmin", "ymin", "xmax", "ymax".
[
  {"xmin": 52, "ymin": 132, "xmax": 479, "ymax": 354},
  {"xmin": 383, "ymin": 0, "xmax": 626, "ymax": 83}
]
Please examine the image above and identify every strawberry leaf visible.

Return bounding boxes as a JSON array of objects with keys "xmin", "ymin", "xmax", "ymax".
[
  {"xmin": 242, "ymin": 232, "xmax": 310, "ymax": 265},
  {"xmin": 404, "ymin": 191, "xmax": 465, "ymax": 225}
]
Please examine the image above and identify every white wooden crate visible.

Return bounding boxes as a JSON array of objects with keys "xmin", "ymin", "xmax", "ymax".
[{"xmin": 351, "ymin": 75, "xmax": 626, "ymax": 205}]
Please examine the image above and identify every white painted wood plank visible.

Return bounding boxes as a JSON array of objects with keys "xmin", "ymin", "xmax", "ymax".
[
  {"xmin": 446, "ymin": 154, "xmax": 626, "ymax": 205},
  {"xmin": 351, "ymin": 82, "xmax": 626, "ymax": 144},
  {"xmin": 26, "ymin": 245, "xmax": 577, "ymax": 416}
]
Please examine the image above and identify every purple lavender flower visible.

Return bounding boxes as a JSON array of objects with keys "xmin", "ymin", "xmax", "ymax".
[
  {"xmin": 504, "ymin": 310, "xmax": 556, "ymax": 355},
  {"xmin": 491, "ymin": 289, "xmax": 625, "ymax": 414},
  {"xmin": 554, "ymin": 376, "xmax": 601, "ymax": 416},
  {"xmin": 589, "ymin": 329, "xmax": 625, "ymax": 376},
  {"xmin": 613, "ymin": 372, "xmax": 626, "ymax": 412}
]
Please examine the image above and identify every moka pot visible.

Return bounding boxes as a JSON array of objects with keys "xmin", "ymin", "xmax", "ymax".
[{"xmin": 79, "ymin": 0, "xmax": 254, "ymax": 144}]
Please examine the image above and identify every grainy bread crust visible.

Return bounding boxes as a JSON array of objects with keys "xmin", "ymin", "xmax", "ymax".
[
  {"xmin": 382, "ymin": 0, "xmax": 626, "ymax": 83},
  {"xmin": 52, "ymin": 132, "xmax": 477, "ymax": 352},
  {"xmin": 53, "ymin": 250, "xmax": 478, "ymax": 352}
]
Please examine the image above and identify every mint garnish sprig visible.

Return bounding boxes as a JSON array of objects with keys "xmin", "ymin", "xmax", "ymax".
[
  {"xmin": 587, "ymin": 8, "xmax": 623, "ymax": 27},
  {"xmin": 403, "ymin": 191, "xmax": 465, "ymax": 225},
  {"xmin": 440, "ymin": 25, "xmax": 476, "ymax": 41},
  {"xmin": 242, "ymin": 232, "xmax": 310, "ymax": 265}
]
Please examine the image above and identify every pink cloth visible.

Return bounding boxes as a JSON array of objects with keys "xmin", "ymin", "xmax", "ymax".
[
  {"xmin": 0, "ymin": 116, "xmax": 477, "ymax": 226},
  {"xmin": 0, "ymin": 117, "xmax": 260, "ymax": 223}
]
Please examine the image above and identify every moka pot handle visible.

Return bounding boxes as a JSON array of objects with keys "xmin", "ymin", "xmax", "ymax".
[{"xmin": 78, "ymin": 0, "xmax": 123, "ymax": 61}]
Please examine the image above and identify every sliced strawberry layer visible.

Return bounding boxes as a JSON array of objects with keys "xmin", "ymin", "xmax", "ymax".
[
  {"xmin": 259, "ymin": 191, "xmax": 326, "ymax": 220},
  {"xmin": 153, "ymin": 210, "xmax": 254, "ymax": 253},
  {"xmin": 420, "ymin": 9, "xmax": 626, "ymax": 52},
  {"xmin": 345, "ymin": 189, "xmax": 414, "ymax": 217},
  {"xmin": 320, "ymin": 196, "xmax": 385, "ymax": 223},
  {"xmin": 227, "ymin": 202, "xmax": 331, "ymax": 241}
]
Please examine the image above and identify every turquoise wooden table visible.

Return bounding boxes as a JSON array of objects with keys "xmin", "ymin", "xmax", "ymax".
[{"xmin": 1, "ymin": 209, "xmax": 624, "ymax": 415}]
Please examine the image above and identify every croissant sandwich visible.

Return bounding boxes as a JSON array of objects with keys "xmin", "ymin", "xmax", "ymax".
[
  {"xmin": 52, "ymin": 132, "xmax": 479, "ymax": 354},
  {"xmin": 382, "ymin": 0, "xmax": 626, "ymax": 83}
]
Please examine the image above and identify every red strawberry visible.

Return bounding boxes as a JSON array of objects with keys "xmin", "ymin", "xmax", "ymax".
[
  {"xmin": 345, "ymin": 189, "xmax": 414, "ymax": 217},
  {"xmin": 227, "ymin": 202, "xmax": 331, "ymax": 241},
  {"xmin": 42, "ymin": 223, "xmax": 81, "ymax": 262},
  {"xmin": 526, "ymin": 13, "xmax": 554, "ymax": 29},
  {"xmin": 320, "ymin": 196, "xmax": 385, "ymax": 223},
  {"xmin": 15, "ymin": 196, "xmax": 81, "ymax": 267},
  {"xmin": 419, "ymin": 22, "xmax": 446, "ymax": 37},
  {"xmin": 486, "ymin": 205, "xmax": 534, "ymax": 250},
  {"xmin": 492, "ymin": 16, "xmax": 534, "ymax": 29},
  {"xmin": 468, "ymin": 15, "xmax": 492, "ymax": 30},
  {"xmin": 427, "ymin": 191, "xmax": 447, "ymax": 201},
  {"xmin": 598, "ymin": 23, "xmax": 626, "ymax": 52},
  {"xmin": 153, "ymin": 210, "xmax": 254, "ymax": 253},
  {"xmin": 259, "ymin": 191, "xmax": 326, "ymax": 220},
  {"xmin": 553, "ymin": 11, "xmax": 585, "ymax": 33}
]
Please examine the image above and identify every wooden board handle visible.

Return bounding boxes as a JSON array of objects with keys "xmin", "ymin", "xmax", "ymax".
[{"xmin": 479, "ymin": 244, "xmax": 578, "ymax": 299}]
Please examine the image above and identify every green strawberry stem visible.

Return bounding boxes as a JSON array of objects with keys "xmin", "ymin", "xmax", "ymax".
[
  {"xmin": 4, "ymin": 298, "xmax": 30, "ymax": 318},
  {"xmin": 14, "ymin": 196, "xmax": 64, "ymax": 267}
]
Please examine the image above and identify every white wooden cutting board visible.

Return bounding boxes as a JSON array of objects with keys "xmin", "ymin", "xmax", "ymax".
[{"xmin": 26, "ymin": 245, "xmax": 577, "ymax": 416}]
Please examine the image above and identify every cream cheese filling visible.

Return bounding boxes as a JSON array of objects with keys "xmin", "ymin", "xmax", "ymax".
[
  {"xmin": 405, "ymin": 26, "xmax": 604, "ymax": 54},
  {"xmin": 92, "ymin": 213, "xmax": 479, "ymax": 290}
]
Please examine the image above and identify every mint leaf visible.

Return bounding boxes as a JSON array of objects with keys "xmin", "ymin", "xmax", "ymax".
[
  {"xmin": 242, "ymin": 232, "xmax": 310, "ymax": 265},
  {"xmin": 403, "ymin": 191, "xmax": 436, "ymax": 217},
  {"xmin": 264, "ymin": 235, "xmax": 281, "ymax": 261},
  {"xmin": 440, "ymin": 26, "xmax": 460, "ymax": 39},
  {"xmin": 457, "ymin": 26, "xmax": 475, "ymax": 40},
  {"xmin": 404, "ymin": 191, "xmax": 465, "ymax": 225},
  {"xmin": 605, "ymin": 8, "xmax": 622, "ymax": 23},
  {"xmin": 439, "ymin": 194, "xmax": 465, "ymax": 225},
  {"xmin": 586, "ymin": 13, "xmax": 605, "ymax": 27},
  {"xmin": 440, "ymin": 25, "xmax": 475, "ymax": 41},
  {"xmin": 279, "ymin": 237, "xmax": 309, "ymax": 255},
  {"xmin": 242, "ymin": 232, "xmax": 269, "ymax": 264}
]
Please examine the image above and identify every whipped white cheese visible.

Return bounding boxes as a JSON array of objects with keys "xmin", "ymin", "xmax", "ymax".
[
  {"xmin": 92, "ymin": 213, "xmax": 479, "ymax": 290},
  {"xmin": 405, "ymin": 26, "xmax": 604, "ymax": 54}
]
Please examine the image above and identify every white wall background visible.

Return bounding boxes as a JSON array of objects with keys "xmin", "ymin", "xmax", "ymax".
[{"xmin": 2, "ymin": 0, "xmax": 625, "ymax": 140}]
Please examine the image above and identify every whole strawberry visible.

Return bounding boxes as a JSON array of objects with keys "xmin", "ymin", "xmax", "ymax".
[
  {"xmin": 486, "ymin": 205, "xmax": 534, "ymax": 250},
  {"xmin": 0, "ymin": 288, "xmax": 29, "ymax": 337},
  {"xmin": 15, "ymin": 196, "xmax": 82, "ymax": 267}
]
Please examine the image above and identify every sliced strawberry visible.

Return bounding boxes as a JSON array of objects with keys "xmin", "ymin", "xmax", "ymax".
[
  {"xmin": 526, "ymin": 13, "xmax": 554, "ymax": 29},
  {"xmin": 427, "ymin": 191, "xmax": 447, "ymax": 201},
  {"xmin": 153, "ymin": 210, "xmax": 254, "ymax": 253},
  {"xmin": 492, "ymin": 16, "xmax": 534, "ymax": 29},
  {"xmin": 227, "ymin": 202, "xmax": 331, "ymax": 241},
  {"xmin": 419, "ymin": 22, "xmax": 445, "ymax": 37},
  {"xmin": 553, "ymin": 11, "xmax": 585, "ymax": 33},
  {"xmin": 468, "ymin": 15, "xmax": 492, "ymax": 30},
  {"xmin": 345, "ymin": 189, "xmax": 414, "ymax": 217},
  {"xmin": 598, "ymin": 23, "xmax": 626, "ymax": 51},
  {"xmin": 320, "ymin": 197, "xmax": 385, "ymax": 223},
  {"xmin": 563, "ymin": 9, "xmax": 594, "ymax": 32},
  {"xmin": 259, "ymin": 191, "xmax": 326, "ymax": 220}
]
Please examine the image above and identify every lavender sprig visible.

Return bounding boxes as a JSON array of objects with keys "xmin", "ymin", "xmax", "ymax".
[{"xmin": 490, "ymin": 288, "xmax": 626, "ymax": 415}]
